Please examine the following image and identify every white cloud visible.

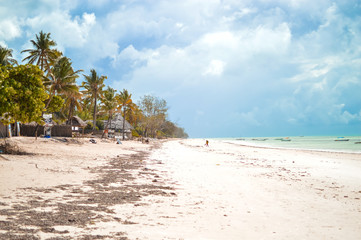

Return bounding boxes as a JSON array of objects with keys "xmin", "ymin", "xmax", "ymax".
[
  {"xmin": 247, "ymin": 23, "xmax": 291, "ymax": 54},
  {"xmin": 203, "ymin": 60, "xmax": 225, "ymax": 76},
  {"xmin": 339, "ymin": 110, "xmax": 356, "ymax": 124},
  {"xmin": 200, "ymin": 31, "xmax": 238, "ymax": 48},
  {"xmin": 289, "ymin": 57, "xmax": 341, "ymax": 83},
  {"xmin": 25, "ymin": 11, "xmax": 96, "ymax": 50},
  {"xmin": 116, "ymin": 44, "xmax": 160, "ymax": 67},
  {"xmin": 112, "ymin": 21, "xmax": 292, "ymax": 84},
  {"xmin": 0, "ymin": 18, "xmax": 22, "ymax": 41}
]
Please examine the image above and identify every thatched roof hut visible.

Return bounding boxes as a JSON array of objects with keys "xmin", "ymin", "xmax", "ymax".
[
  {"xmin": 104, "ymin": 113, "xmax": 133, "ymax": 132},
  {"xmin": 66, "ymin": 116, "xmax": 87, "ymax": 127}
]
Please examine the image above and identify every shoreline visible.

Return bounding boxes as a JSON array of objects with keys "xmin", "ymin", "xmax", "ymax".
[
  {"xmin": 1, "ymin": 137, "xmax": 361, "ymax": 239},
  {"xmin": 219, "ymin": 137, "xmax": 361, "ymax": 155},
  {"xmin": 225, "ymin": 140, "xmax": 361, "ymax": 159}
]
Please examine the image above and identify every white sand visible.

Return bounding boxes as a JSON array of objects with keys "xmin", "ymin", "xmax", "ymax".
[
  {"xmin": 0, "ymin": 137, "xmax": 145, "ymax": 193},
  {"xmin": 1, "ymin": 137, "xmax": 361, "ymax": 239},
  {"xmin": 116, "ymin": 139, "xmax": 361, "ymax": 239}
]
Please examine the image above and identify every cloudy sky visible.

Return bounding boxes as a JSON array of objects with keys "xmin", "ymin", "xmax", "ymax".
[{"xmin": 1, "ymin": 0, "xmax": 361, "ymax": 138}]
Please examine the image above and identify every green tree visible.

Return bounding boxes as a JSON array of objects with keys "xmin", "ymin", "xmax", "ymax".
[
  {"xmin": 63, "ymin": 89, "xmax": 83, "ymax": 122},
  {"xmin": 127, "ymin": 104, "xmax": 144, "ymax": 137},
  {"xmin": 117, "ymin": 89, "xmax": 133, "ymax": 140},
  {"xmin": 138, "ymin": 95, "xmax": 168, "ymax": 138},
  {"xmin": 125, "ymin": 102, "xmax": 139, "ymax": 126},
  {"xmin": 82, "ymin": 69, "xmax": 106, "ymax": 130},
  {"xmin": 161, "ymin": 120, "xmax": 188, "ymax": 138},
  {"xmin": 46, "ymin": 95, "xmax": 64, "ymax": 113},
  {"xmin": 100, "ymin": 86, "xmax": 118, "ymax": 137},
  {"xmin": 0, "ymin": 65, "xmax": 48, "ymax": 125},
  {"xmin": 21, "ymin": 31, "xmax": 57, "ymax": 72},
  {"xmin": 0, "ymin": 45, "xmax": 17, "ymax": 66},
  {"xmin": 45, "ymin": 56, "xmax": 81, "ymax": 109}
]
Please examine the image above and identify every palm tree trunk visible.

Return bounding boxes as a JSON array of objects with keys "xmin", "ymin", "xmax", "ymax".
[
  {"xmin": 93, "ymin": 95, "xmax": 97, "ymax": 130},
  {"xmin": 101, "ymin": 112, "xmax": 111, "ymax": 139},
  {"xmin": 45, "ymin": 93, "xmax": 54, "ymax": 109},
  {"xmin": 34, "ymin": 124, "xmax": 39, "ymax": 140},
  {"xmin": 122, "ymin": 107, "xmax": 126, "ymax": 140},
  {"xmin": 67, "ymin": 101, "xmax": 74, "ymax": 122},
  {"xmin": 36, "ymin": 57, "xmax": 42, "ymax": 71}
]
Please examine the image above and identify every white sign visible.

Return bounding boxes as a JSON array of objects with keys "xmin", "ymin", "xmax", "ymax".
[{"xmin": 43, "ymin": 114, "xmax": 53, "ymax": 126}]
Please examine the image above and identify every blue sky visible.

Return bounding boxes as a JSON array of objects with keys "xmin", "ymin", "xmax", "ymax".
[{"xmin": 1, "ymin": 0, "xmax": 361, "ymax": 138}]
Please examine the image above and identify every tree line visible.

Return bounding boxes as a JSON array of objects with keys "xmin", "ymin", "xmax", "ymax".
[{"xmin": 0, "ymin": 31, "xmax": 188, "ymax": 139}]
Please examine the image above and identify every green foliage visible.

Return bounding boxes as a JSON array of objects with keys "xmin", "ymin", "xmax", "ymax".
[
  {"xmin": 174, "ymin": 126, "xmax": 189, "ymax": 138},
  {"xmin": 138, "ymin": 95, "xmax": 168, "ymax": 138},
  {"xmin": 77, "ymin": 105, "xmax": 92, "ymax": 122},
  {"xmin": 131, "ymin": 129, "xmax": 140, "ymax": 138},
  {"xmin": 0, "ymin": 67, "xmax": 12, "ymax": 117},
  {"xmin": 132, "ymin": 126, "xmax": 144, "ymax": 137},
  {"xmin": 82, "ymin": 69, "xmax": 106, "ymax": 130},
  {"xmin": 85, "ymin": 121, "xmax": 100, "ymax": 130},
  {"xmin": 139, "ymin": 95, "xmax": 167, "ymax": 118},
  {"xmin": 100, "ymin": 86, "xmax": 117, "ymax": 118},
  {"xmin": 49, "ymin": 56, "xmax": 81, "ymax": 95},
  {"xmin": 63, "ymin": 89, "xmax": 82, "ymax": 121},
  {"xmin": 46, "ymin": 95, "xmax": 64, "ymax": 113},
  {"xmin": 160, "ymin": 120, "xmax": 189, "ymax": 138},
  {"xmin": 96, "ymin": 119, "xmax": 104, "ymax": 130},
  {"xmin": 21, "ymin": 31, "xmax": 57, "ymax": 72},
  {"xmin": 0, "ymin": 45, "xmax": 17, "ymax": 66},
  {"xmin": 85, "ymin": 122, "xmax": 93, "ymax": 130},
  {"xmin": 117, "ymin": 89, "xmax": 133, "ymax": 140},
  {"xmin": 0, "ymin": 65, "xmax": 48, "ymax": 124}
]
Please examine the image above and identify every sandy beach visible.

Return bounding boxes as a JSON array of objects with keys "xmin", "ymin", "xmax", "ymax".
[{"xmin": 1, "ymin": 137, "xmax": 361, "ymax": 239}]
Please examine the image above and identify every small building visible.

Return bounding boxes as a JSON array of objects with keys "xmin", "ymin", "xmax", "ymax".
[
  {"xmin": 66, "ymin": 116, "xmax": 87, "ymax": 135},
  {"xmin": 103, "ymin": 113, "xmax": 133, "ymax": 139}
]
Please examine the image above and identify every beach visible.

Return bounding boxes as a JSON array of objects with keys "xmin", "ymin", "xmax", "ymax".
[{"xmin": 1, "ymin": 137, "xmax": 361, "ymax": 239}]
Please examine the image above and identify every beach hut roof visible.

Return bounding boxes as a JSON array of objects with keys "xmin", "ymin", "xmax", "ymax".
[
  {"xmin": 104, "ymin": 113, "xmax": 133, "ymax": 131},
  {"xmin": 67, "ymin": 116, "xmax": 87, "ymax": 127}
]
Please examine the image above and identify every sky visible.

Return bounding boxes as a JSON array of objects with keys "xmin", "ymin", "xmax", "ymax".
[{"xmin": 1, "ymin": 0, "xmax": 361, "ymax": 138}]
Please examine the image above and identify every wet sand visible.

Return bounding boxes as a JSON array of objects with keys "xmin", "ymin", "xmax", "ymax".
[{"xmin": 1, "ymin": 137, "xmax": 361, "ymax": 239}]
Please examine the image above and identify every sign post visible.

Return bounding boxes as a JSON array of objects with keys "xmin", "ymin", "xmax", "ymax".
[{"xmin": 43, "ymin": 114, "xmax": 53, "ymax": 138}]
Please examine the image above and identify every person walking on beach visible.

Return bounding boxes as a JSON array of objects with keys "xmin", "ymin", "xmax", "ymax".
[{"xmin": 205, "ymin": 140, "xmax": 209, "ymax": 147}]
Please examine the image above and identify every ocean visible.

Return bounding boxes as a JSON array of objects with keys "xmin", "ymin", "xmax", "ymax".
[{"xmin": 221, "ymin": 136, "xmax": 361, "ymax": 153}]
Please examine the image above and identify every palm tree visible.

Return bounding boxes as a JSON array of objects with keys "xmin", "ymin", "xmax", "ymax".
[
  {"xmin": 128, "ymin": 104, "xmax": 145, "ymax": 138},
  {"xmin": 45, "ymin": 56, "xmax": 82, "ymax": 109},
  {"xmin": 117, "ymin": 89, "xmax": 133, "ymax": 140},
  {"xmin": 82, "ymin": 69, "xmax": 106, "ymax": 130},
  {"xmin": 100, "ymin": 87, "xmax": 118, "ymax": 138},
  {"xmin": 21, "ymin": 31, "xmax": 57, "ymax": 72},
  {"xmin": 77, "ymin": 98, "xmax": 93, "ymax": 125},
  {"xmin": 0, "ymin": 45, "xmax": 17, "ymax": 66},
  {"xmin": 21, "ymin": 32, "xmax": 58, "ymax": 140},
  {"xmin": 125, "ymin": 102, "xmax": 141, "ymax": 127},
  {"xmin": 63, "ymin": 88, "xmax": 83, "ymax": 122}
]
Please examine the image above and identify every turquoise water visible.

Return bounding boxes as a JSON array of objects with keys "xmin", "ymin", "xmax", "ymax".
[{"xmin": 221, "ymin": 136, "xmax": 361, "ymax": 153}]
